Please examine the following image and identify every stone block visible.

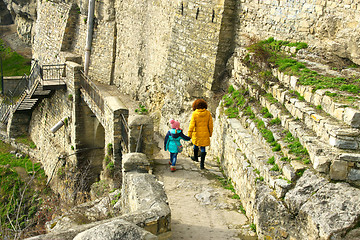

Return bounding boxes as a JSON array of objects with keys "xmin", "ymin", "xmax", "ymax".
[
  {"xmin": 328, "ymin": 136, "xmax": 358, "ymax": 150},
  {"xmin": 298, "ymin": 182, "xmax": 360, "ymax": 239},
  {"xmin": 282, "ymin": 164, "xmax": 296, "ymax": 181},
  {"xmin": 284, "ymin": 170, "xmax": 327, "ymax": 213},
  {"xmin": 313, "ymin": 155, "xmax": 330, "ymax": 173},
  {"xmin": 274, "ymin": 179, "xmax": 292, "ymax": 198},
  {"xmin": 332, "ymin": 106, "xmax": 345, "ymax": 121},
  {"xmin": 303, "ymin": 90, "xmax": 313, "ymax": 102},
  {"xmin": 283, "ymin": 74, "xmax": 290, "ymax": 86},
  {"xmin": 73, "ymin": 219, "xmax": 157, "ymax": 240},
  {"xmin": 312, "ymin": 93, "xmax": 322, "ymax": 106},
  {"xmin": 339, "ymin": 153, "xmax": 360, "ymax": 162},
  {"xmin": 290, "ymin": 161, "xmax": 306, "ymax": 174},
  {"xmin": 344, "ymin": 107, "xmax": 360, "ymax": 128},
  {"xmin": 321, "ymin": 95, "xmax": 332, "ymax": 113},
  {"xmin": 122, "ymin": 153, "xmax": 150, "ymax": 172},
  {"xmin": 348, "ymin": 168, "xmax": 360, "ymax": 181},
  {"xmin": 329, "ymin": 160, "xmax": 348, "ymax": 180}
]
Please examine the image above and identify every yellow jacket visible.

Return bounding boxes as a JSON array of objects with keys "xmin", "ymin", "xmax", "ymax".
[{"xmin": 188, "ymin": 109, "xmax": 213, "ymax": 146}]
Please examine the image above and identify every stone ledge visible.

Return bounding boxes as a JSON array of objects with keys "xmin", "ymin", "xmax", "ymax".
[
  {"xmin": 272, "ymin": 68, "xmax": 360, "ymax": 128},
  {"xmin": 269, "ymin": 82, "xmax": 360, "ymax": 150},
  {"xmin": 212, "ymin": 105, "xmax": 360, "ymax": 239},
  {"xmin": 236, "ymin": 72, "xmax": 360, "ymax": 183},
  {"xmin": 123, "ymin": 152, "xmax": 151, "ymax": 173},
  {"xmin": 221, "ymin": 112, "xmax": 293, "ymax": 198}
]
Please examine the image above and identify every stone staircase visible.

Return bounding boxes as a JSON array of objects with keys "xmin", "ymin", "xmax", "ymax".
[
  {"xmin": 212, "ymin": 45, "xmax": 360, "ymax": 239},
  {"xmin": 231, "ymin": 47, "xmax": 360, "ymax": 186}
]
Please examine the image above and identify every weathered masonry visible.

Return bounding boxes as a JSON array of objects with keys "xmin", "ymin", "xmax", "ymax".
[
  {"xmin": 1, "ymin": 60, "xmax": 130, "ymax": 202},
  {"xmin": 2, "ymin": 0, "xmax": 360, "ymax": 239}
]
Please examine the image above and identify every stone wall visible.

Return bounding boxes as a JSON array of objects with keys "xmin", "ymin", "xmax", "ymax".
[
  {"xmin": 211, "ymin": 105, "xmax": 360, "ymax": 239},
  {"xmin": 28, "ymin": 63, "xmax": 77, "ymax": 202},
  {"xmin": 0, "ymin": 0, "xmax": 13, "ymax": 25},
  {"xmin": 208, "ymin": 41, "xmax": 360, "ymax": 238},
  {"xmin": 237, "ymin": 0, "xmax": 360, "ymax": 65},
  {"xmin": 28, "ymin": 0, "xmax": 360, "ymax": 137},
  {"xmin": 32, "ymin": 1, "xmax": 72, "ymax": 64}
]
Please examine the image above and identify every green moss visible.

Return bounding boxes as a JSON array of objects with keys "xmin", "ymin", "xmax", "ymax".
[
  {"xmin": 107, "ymin": 143, "xmax": 113, "ymax": 156},
  {"xmin": 250, "ymin": 223, "xmax": 256, "ymax": 232},
  {"xmin": 135, "ymin": 103, "xmax": 148, "ymax": 115},
  {"xmin": 272, "ymin": 143, "xmax": 281, "ymax": 152},
  {"xmin": 15, "ymin": 134, "xmax": 36, "ymax": 149},
  {"xmin": 244, "ymin": 106, "xmax": 255, "ymax": 119},
  {"xmin": 106, "ymin": 162, "xmax": 114, "ymax": 170},
  {"xmin": 296, "ymin": 169, "xmax": 306, "ymax": 177},
  {"xmin": 225, "ymin": 107, "xmax": 239, "ymax": 118},
  {"xmin": 267, "ymin": 156, "xmax": 275, "ymax": 165},
  {"xmin": 269, "ymin": 117, "xmax": 281, "ymax": 125},
  {"xmin": 270, "ymin": 164, "xmax": 280, "ymax": 171},
  {"xmin": 238, "ymin": 204, "xmax": 246, "ymax": 214}
]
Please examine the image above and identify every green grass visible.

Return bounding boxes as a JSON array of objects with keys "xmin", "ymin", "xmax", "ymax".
[
  {"xmin": 15, "ymin": 134, "xmax": 36, "ymax": 149},
  {"xmin": 135, "ymin": 103, "xmax": 148, "ymax": 115},
  {"xmin": 222, "ymin": 86, "xmax": 249, "ymax": 118},
  {"xmin": 283, "ymin": 131, "xmax": 310, "ymax": 164},
  {"xmin": 250, "ymin": 223, "xmax": 256, "ymax": 232},
  {"xmin": 0, "ymin": 38, "xmax": 31, "ymax": 77},
  {"xmin": 269, "ymin": 117, "xmax": 281, "ymax": 125},
  {"xmin": 267, "ymin": 156, "xmax": 275, "ymax": 165},
  {"xmin": 246, "ymin": 37, "xmax": 360, "ymax": 100},
  {"xmin": 0, "ymin": 140, "xmax": 51, "ymax": 238},
  {"xmin": 217, "ymin": 176, "xmax": 240, "ymax": 199}
]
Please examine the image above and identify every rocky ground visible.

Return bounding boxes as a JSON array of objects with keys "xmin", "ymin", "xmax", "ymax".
[
  {"xmin": 153, "ymin": 134, "xmax": 258, "ymax": 240},
  {"xmin": 0, "ymin": 24, "xmax": 32, "ymax": 58}
]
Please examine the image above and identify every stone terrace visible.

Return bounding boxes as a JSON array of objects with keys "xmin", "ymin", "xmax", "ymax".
[{"xmin": 210, "ymin": 45, "xmax": 360, "ymax": 239}]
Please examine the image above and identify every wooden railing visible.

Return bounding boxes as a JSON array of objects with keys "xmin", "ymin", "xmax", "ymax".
[{"xmin": 0, "ymin": 61, "xmax": 65, "ymax": 124}]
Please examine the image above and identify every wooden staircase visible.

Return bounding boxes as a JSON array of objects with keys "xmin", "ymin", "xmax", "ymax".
[{"xmin": 0, "ymin": 63, "xmax": 66, "ymax": 122}]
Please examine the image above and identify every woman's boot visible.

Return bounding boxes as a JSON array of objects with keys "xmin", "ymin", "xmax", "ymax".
[
  {"xmin": 191, "ymin": 148, "xmax": 199, "ymax": 162},
  {"xmin": 200, "ymin": 152, "xmax": 206, "ymax": 169}
]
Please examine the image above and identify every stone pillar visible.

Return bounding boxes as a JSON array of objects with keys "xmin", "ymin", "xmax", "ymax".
[{"xmin": 128, "ymin": 115, "xmax": 154, "ymax": 158}]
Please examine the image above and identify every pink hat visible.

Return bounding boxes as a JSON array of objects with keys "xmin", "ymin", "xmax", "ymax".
[{"xmin": 169, "ymin": 119, "xmax": 180, "ymax": 129}]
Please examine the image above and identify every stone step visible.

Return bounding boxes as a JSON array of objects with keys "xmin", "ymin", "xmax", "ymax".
[
  {"xmin": 258, "ymin": 85, "xmax": 360, "ymax": 182},
  {"xmin": 223, "ymin": 116, "xmax": 293, "ymax": 198},
  {"xmin": 272, "ymin": 68, "xmax": 360, "ymax": 128},
  {"xmin": 267, "ymin": 82, "xmax": 360, "ymax": 150},
  {"xmin": 234, "ymin": 72, "xmax": 359, "ymax": 183}
]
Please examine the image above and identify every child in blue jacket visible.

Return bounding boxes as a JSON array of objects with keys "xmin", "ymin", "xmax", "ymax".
[{"xmin": 164, "ymin": 119, "xmax": 191, "ymax": 172}]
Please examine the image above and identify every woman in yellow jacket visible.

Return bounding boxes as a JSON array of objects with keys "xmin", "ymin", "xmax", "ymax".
[{"xmin": 188, "ymin": 99, "xmax": 213, "ymax": 169}]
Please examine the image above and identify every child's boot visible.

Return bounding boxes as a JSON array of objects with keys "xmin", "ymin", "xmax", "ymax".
[
  {"xmin": 191, "ymin": 148, "xmax": 199, "ymax": 162},
  {"xmin": 170, "ymin": 165, "xmax": 176, "ymax": 172},
  {"xmin": 200, "ymin": 152, "xmax": 206, "ymax": 169}
]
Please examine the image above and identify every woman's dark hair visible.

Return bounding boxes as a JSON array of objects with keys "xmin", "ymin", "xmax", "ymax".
[{"xmin": 192, "ymin": 99, "xmax": 208, "ymax": 110}]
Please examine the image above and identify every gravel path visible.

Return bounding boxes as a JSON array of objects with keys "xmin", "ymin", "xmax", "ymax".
[{"xmin": 153, "ymin": 136, "xmax": 258, "ymax": 240}]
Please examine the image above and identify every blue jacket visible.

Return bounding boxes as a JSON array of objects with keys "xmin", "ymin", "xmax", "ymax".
[{"xmin": 164, "ymin": 129, "xmax": 191, "ymax": 153}]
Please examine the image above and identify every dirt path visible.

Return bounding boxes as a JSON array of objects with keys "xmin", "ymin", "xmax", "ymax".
[{"xmin": 153, "ymin": 136, "xmax": 258, "ymax": 240}]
